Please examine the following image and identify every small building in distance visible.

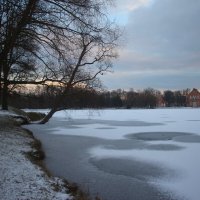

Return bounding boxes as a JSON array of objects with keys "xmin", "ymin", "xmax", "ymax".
[{"xmin": 187, "ymin": 88, "xmax": 200, "ymax": 107}]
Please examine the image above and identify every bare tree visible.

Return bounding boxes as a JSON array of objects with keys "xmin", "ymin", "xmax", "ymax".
[
  {"xmin": 39, "ymin": 25, "xmax": 119, "ymax": 123},
  {"xmin": 0, "ymin": 0, "xmax": 120, "ymax": 122},
  {"xmin": 0, "ymin": 0, "xmax": 39, "ymax": 109}
]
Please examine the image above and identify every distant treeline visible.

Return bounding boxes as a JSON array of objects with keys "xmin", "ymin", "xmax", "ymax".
[{"xmin": 8, "ymin": 86, "xmax": 190, "ymax": 109}]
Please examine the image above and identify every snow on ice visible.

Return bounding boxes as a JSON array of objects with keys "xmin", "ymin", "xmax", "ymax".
[{"xmin": 38, "ymin": 108, "xmax": 200, "ymax": 200}]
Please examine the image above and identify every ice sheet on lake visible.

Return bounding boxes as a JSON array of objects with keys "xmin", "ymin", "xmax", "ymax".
[{"xmin": 27, "ymin": 108, "xmax": 200, "ymax": 200}]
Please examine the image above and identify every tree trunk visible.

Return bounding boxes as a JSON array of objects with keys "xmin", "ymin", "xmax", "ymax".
[
  {"xmin": 0, "ymin": 66, "xmax": 2, "ymax": 106},
  {"xmin": 39, "ymin": 88, "xmax": 70, "ymax": 124},
  {"xmin": 2, "ymin": 63, "xmax": 9, "ymax": 110},
  {"xmin": 39, "ymin": 108, "xmax": 57, "ymax": 124},
  {"xmin": 2, "ymin": 80, "xmax": 8, "ymax": 110}
]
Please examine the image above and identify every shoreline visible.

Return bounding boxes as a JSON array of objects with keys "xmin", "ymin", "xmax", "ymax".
[
  {"xmin": 23, "ymin": 125, "xmax": 92, "ymax": 200},
  {"xmin": 0, "ymin": 115, "xmax": 90, "ymax": 200}
]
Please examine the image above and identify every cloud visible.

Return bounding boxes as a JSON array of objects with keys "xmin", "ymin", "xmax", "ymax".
[
  {"xmin": 102, "ymin": 69, "xmax": 200, "ymax": 90},
  {"xmin": 127, "ymin": 0, "xmax": 200, "ymax": 55},
  {"xmin": 106, "ymin": 0, "xmax": 200, "ymax": 90},
  {"xmin": 114, "ymin": 0, "xmax": 153, "ymax": 11},
  {"xmin": 109, "ymin": 0, "xmax": 153, "ymax": 24}
]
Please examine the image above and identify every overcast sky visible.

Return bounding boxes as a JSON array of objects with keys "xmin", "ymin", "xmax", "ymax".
[{"xmin": 102, "ymin": 0, "xmax": 200, "ymax": 91}]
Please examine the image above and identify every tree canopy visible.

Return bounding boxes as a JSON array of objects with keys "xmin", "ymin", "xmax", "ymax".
[{"xmin": 0, "ymin": 0, "xmax": 120, "ymax": 122}]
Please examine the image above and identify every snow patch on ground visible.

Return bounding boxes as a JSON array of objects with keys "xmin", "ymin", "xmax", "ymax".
[{"xmin": 0, "ymin": 113, "xmax": 71, "ymax": 200}]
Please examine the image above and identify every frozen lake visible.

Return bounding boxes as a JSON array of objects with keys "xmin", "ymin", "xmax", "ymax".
[{"xmin": 26, "ymin": 108, "xmax": 200, "ymax": 200}]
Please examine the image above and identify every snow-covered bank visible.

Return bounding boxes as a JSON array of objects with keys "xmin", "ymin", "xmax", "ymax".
[{"xmin": 0, "ymin": 113, "xmax": 71, "ymax": 200}]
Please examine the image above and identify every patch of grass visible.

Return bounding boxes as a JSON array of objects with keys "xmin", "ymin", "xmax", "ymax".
[
  {"xmin": 9, "ymin": 106, "xmax": 29, "ymax": 118},
  {"xmin": 66, "ymin": 182, "xmax": 91, "ymax": 200},
  {"xmin": 65, "ymin": 181, "xmax": 102, "ymax": 200},
  {"xmin": 7, "ymin": 107, "xmax": 30, "ymax": 124},
  {"xmin": 26, "ymin": 112, "xmax": 46, "ymax": 122},
  {"xmin": 29, "ymin": 138, "xmax": 45, "ymax": 160},
  {"xmin": 23, "ymin": 128, "xmax": 52, "ymax": 176},
  {"xmin": 0, "ymin": 116, "xmax": 16, "ymax": 128}
]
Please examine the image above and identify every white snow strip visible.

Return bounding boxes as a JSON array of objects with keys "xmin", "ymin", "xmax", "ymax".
[{"xmin": 0, "ymin": 115, "xmax": 71, "ymax": 200}]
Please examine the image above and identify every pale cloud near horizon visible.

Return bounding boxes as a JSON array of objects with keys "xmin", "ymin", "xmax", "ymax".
[
  {"xmin": 103, "ymin": 0, "xmax": 200, "ymax": 91},
  {"xmin": 113, "ymin": 0, "xmax": 153, "ymax": 11},
  {"xmin": 109, "ymin": 0, "xmax": 153, "ymax": 24}
]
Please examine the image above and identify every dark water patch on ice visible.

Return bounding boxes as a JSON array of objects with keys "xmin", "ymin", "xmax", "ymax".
[
  {"xmin": 103, "ymin": 141, "xmax": 184, "ymax": 151},
  {"xmin": 187, "ymin": 120, "xmax": 200, "ymax": 122},
  {"xmin": 63, "ymin": 125, "xmax": 82, "ymax": 129},
  {"xmin": 95, "ymin": 127, "xmax": 116, "ymax": 130},
  {"xmin": 161, "ymin": 116, "xmax": 169, "ymax": 119},
  {"xmin": 54, "ymin": 118, "xmax": 164, "ymax": 127},
  {"xmin": 101, "ymin": 120, "xmax": 163, "ymax": 127},
  {"xmin": 147, "ymin": 144, "xmax": 185, "ymax": 151},
  {"xmin": 126, "ymin": 132, "xmax": 189, "ymax": 141},
  {"xmin": 126, "ymin": 132, "xmax": 200, "ymax": 144},
  {"xmin": 174, "ymin": 135, "xmax": 200, "ymax": 143},
  {"xmin": 46, "ymin": 126, "xmax": 82, "ymax": 132},
  {"xmin": 90, "ymin": 157, "xmax": 175, "ymax": 181},
  {"xmin": 103, "ymin": 139, "xmax": 146, "ymax": 150}
]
